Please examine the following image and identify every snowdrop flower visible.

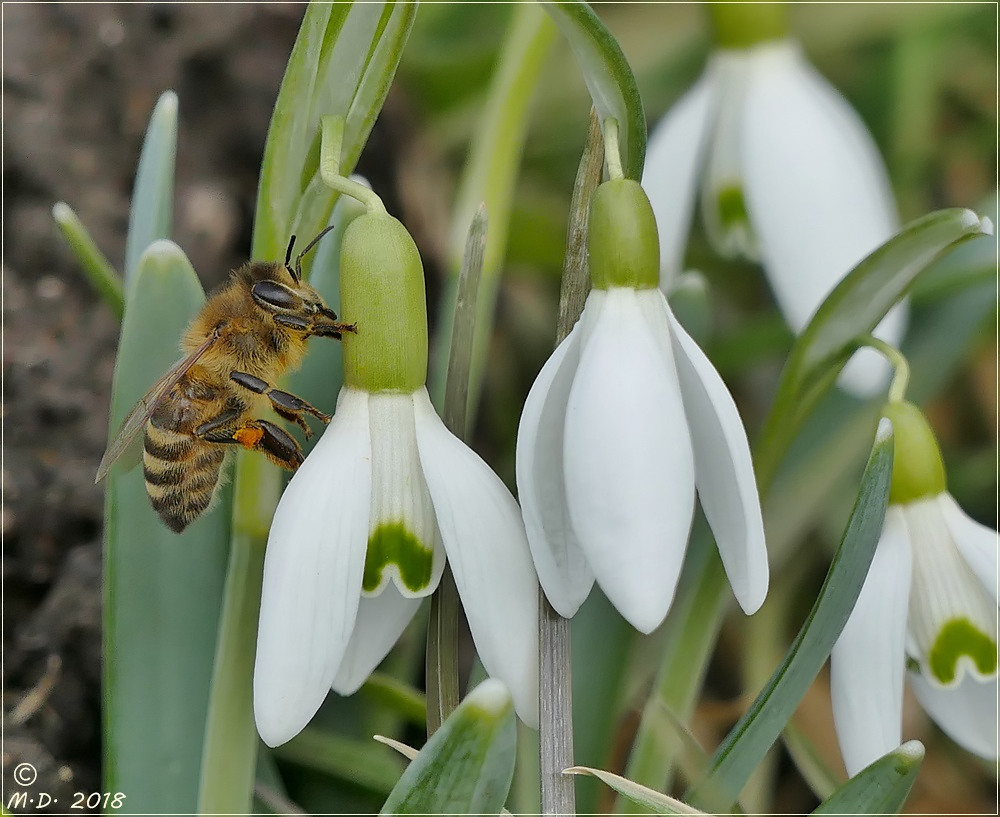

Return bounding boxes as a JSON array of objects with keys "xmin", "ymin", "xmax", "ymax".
[
  {"xmin": 254, "ymin": 209, "xmax": 539, "ymax": 747},
  {"xmin": 516, "ymin": 177, "xmax": 769, "ymax": 634},
  {"xmin": 642, "ymin": 4, "xmax": 905, "ymax": 395},
  {"xmin": 832, "ymin": 400, "xmax": 998, "ymax": 775}
]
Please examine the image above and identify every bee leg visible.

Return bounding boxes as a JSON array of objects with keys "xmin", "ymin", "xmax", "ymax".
[
  {"xmin": 272, "ymin": 312, "xmax": 357, "ymax": 339},
  {"xmin": 230, "ymin": 371, "xmax": 331, "ymax": 438},
  {"xmin": 199, "ymin": 417, "xmax": 304, "ymax": 471},
  {"xmin": 193, "ymin": 407, "xmax": 244, "ymax": 438}
]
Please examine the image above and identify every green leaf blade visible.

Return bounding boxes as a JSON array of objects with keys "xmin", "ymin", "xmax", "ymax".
[
  {"xmin": 759, "ymin": 207, "xmax": 992, "ymax": 489},
  {"xmin": 380, "ymin": 679, "xmax": 517, "ymax": 815},
  {"xmin": 124, "ymin": 91, "xmax": 178, "ymax": 289},
  {"xmin": 253, "ymin": 0, "xmax": 417, "ymax": 261},
  {"xmin": 812, "ymin": 741, "xmax": 924, "ymax": 816},
  {"xmin": 52, "ymin": 201, "xmax": 125, "ymax": 320},
  {"xmin": 686, "ymin": 420, "xmax": 896, "ymax": 812},
  {"xmin": 540, "ymin": 0, "xmax": 647, "ymax": 179},
  {"xmin": 566, "ymin": 767, "xmax": 707, "ymax": 816},
  {"xmin": 103, "ymin": 241, "xmax": 232, "ymax": 810}
]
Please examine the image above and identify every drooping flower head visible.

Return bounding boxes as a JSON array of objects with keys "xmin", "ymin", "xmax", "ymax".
[
  {"xmin": 516, "ymin": 171, "xmax": 769, "ymax": 634},
  {"xmin": 254, "ymin": 207, "xmax": 539, "ymax": 747},
  {"xmin": 642, "ymin": 1, "xmax": 905, "ymax": 395},
  {"xmin": 832, "ymin": 399, "xmax": 998, "ymax": 774}
]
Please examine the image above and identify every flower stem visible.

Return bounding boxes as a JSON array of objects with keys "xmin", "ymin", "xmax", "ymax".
[
  {"xmin": 860, "ymin": 334, "xmax": 911, "ymax": 404},
  {"xmin": 426, "ymin": 204, "xmax": 489, "ymax": 736},
  {"xmin": 602, "ymin": 117, "xmax": 625, "ymax": 181},
  {"xmin": 197, "ymin": 530, "xmax": 266, "ymax": 815},
  {"xmin": 320, "ymin": 115, "xmax": 387, "ymax": 215},
  {"xmin": 539, "ymin": 109, "xmax": 604, "ymax": 817},
  {"xmin": 429, "ymin": 3, "xmax": 556, "ymax": 414},
  {"xmin": 197, "ymin": 452, "xmax": 281, "ymax": 813}
]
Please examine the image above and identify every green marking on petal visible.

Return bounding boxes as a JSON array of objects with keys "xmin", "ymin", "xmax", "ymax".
[
  {"xmin": 718, "ymin": 184, "xmax": 750, "ymax": 232},
  {"xmin": 363, "ymin": 522, "xmax": 434, "ymax": 594},
  {"xmin": 927, "ymin": 618, "xmax": 998, "ymax": 685}
]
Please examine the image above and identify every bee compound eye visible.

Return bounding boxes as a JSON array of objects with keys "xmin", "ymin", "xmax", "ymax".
[{"xmin": 252, "ymin": 281, "xmax": 302, "ymax": 311}]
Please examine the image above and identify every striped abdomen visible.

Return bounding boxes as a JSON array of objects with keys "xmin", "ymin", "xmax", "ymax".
[{"xmin": 143, "ymin": 423, "xmax": 225, "ymax": 533}]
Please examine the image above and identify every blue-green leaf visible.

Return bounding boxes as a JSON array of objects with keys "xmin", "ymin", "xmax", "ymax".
[
  {"xmin": 124, "ymin": 91, "xmax": 177, "ymax": 290},
  {"xmin": 812, "ymin": 741, "xmax": 924, "ymax": 815},
  {"xmin": 540, "ymin": 0, "xmax": 646, "ymax": 179},
  {"xmin": 565, "ymin": 767, "xmax": 706, "ymax": 815},
  {"xmin": 686, "ymin": 419, "xmax": 895, "ymax": 813},
  {"xmin": 52, "ymin": 201, "xmax": 124, "ymax": 320},
  {"xmin": 253, "ymin": 0, "xmax": 416, "ymax": 262},
  {"xmin": 379, "ymin": 679, "xmax": 517, "ymax": 815},
  {"xmin": 103, "ymin": 241, "xmax": 231, "ymax": 810},
  {"xmin": 758, "ymin": 208, "xmax": 991, "ymax": 489}
]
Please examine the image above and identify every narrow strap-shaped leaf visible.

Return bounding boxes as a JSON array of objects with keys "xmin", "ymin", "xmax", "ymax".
[
  {"xmin": 271, "ymin": 728, "xmax": 405, "ymax": 795},
  {"xmin": 686, "ymin": 420, "xmax": 895, "ymax": 813},
  {"xmin": 103, "ymin": 241, "xmax": 231, "ymax": 810},
  {"xmin": 380, "ymin": 679, "xmax": 517, "ymax": 815},
  {"xmin": 429, "ymin": 3, "xmax": 556, "ymax": 412},
  {"xmin": 52, "ymin": 201, "xmax": 124, "ymax": 319},
  {"xmin": 124, "ymin": 91, "xmax": 177, "ymax": 290},
  {"xmin": 565, "ymin": 767, "xmax": 707, "ymax": 816},
  {"xmin": 812, "ymin": 741, "xmax": 924, "ymax": 815},
  {"xmin": 540, "ymin": 0, "xmax": 647, "ymax": 179},
  {"xmin": 253, "ymin": 0, "xmax": 416, "ymax": 262},
  {"xmin": 758, "ymin": 208, "xmax": 991, "ymax": 488}
]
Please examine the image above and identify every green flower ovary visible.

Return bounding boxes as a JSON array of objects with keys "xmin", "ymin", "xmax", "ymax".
[
  {"xmin": 707, "ymin": 2, "xmax": 789, "ymax": 50},
  {"xmin": 340, "ymin": 213, "xmax": 429, "ymax": 393},
  {"xmin": 927, "ymin": 618, "xmax": 998, "ymax": 685},
  {"xmin": 588, "ymin": 179, "xmax": 660, "ymax": 290},
  {"xmin": 363, "ymin": 522, "xmax": 434, "ymax": 594},
  {"xmin": 883, "ymin": 401, "xmax": 947, "ymax": 504}
]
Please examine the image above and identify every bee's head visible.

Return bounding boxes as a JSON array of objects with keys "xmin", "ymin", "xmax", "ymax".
[
  {"xmin": 248, "ymin": 275, "xmax": 340, "ymax": 324},
  {"xmin": 238, "ymin": 227, "xmax": 345, "ymax": 334}
]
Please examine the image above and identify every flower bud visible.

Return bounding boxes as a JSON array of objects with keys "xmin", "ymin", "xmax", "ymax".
[
  {"xmin": 882, "ymin": 401, "xmax": 947, "ymax": 504},
  {"xmin": 340, "ymin": 213, "xmax": 428, "ymax": 392},
  {"xmin": 588, "ymin": 179, "xmax": 660, "ymax": 290}
]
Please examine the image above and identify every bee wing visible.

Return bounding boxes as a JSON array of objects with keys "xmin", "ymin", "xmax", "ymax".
[{"xmin": 95, "ymin": 333, "xmax": 218, "ymax": 483}]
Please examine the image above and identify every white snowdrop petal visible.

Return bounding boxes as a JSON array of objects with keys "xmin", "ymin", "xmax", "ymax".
[
  {"xmin": 642, "ymin": 72, "xmax": 716, "ymax": 285},
  {"xmin": 909, "ymin": 672, "xmax": 999, "ymax": 761},
  {"xmin": 662, "ymin": 300, "xmax": 769, "ymax": 613},
  {"xmin": 412, "ymin": 388, "xmax": 540, "ymax": 727},
  {"xmin": 563, "ymin": 288, "xmax": 696, "ymax": 634},
  {"xmin": 939, "ymin": 492, "xmax": 999, "ymax": 604},
  {"xmin": 332, "ymin": 585, "xmax": 422, "ymax": 696},
  {"xmin": 515, "ymin": 320, "xmax": 595, "ymax": 618},
  {"xmin": 740, "ymin": 41, "xmax": 903, "ymax": 395},
  {"xmin": 254, "ymin": 388, "xmax": 372, "ymax": 748},
  {"xmin": 830, "ymin": 507, "xmax": 912, "ymax": 776}
]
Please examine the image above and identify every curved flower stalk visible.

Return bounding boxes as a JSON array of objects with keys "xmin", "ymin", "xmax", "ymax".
[
  {"xmin": 832, "ymin": 399, "xmax": 998, "ymax": 775},
  {"xmin": 254, "ymin": 209, "xmax": 539, "ymax": 748},
  {"xmin": 516, "ymin": 176, "xmax": 768, "ymax": 634},
  {"xmin": 642, "ymin": 5, "xmax": 905, "ymax": 395}
]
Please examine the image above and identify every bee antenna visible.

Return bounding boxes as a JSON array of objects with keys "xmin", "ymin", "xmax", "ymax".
[
  {"xmin": 284, "ymin": 235, "xmax": 298, "ymax": 280},
  {"xmin": 293, "ymin": 224, "xmax": 337, "ymax": 281}
]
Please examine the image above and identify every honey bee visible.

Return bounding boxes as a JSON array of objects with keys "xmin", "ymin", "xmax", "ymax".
[{"xmin": 96, "ymin": 228, "xmax": 355, "ymax": 532}]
